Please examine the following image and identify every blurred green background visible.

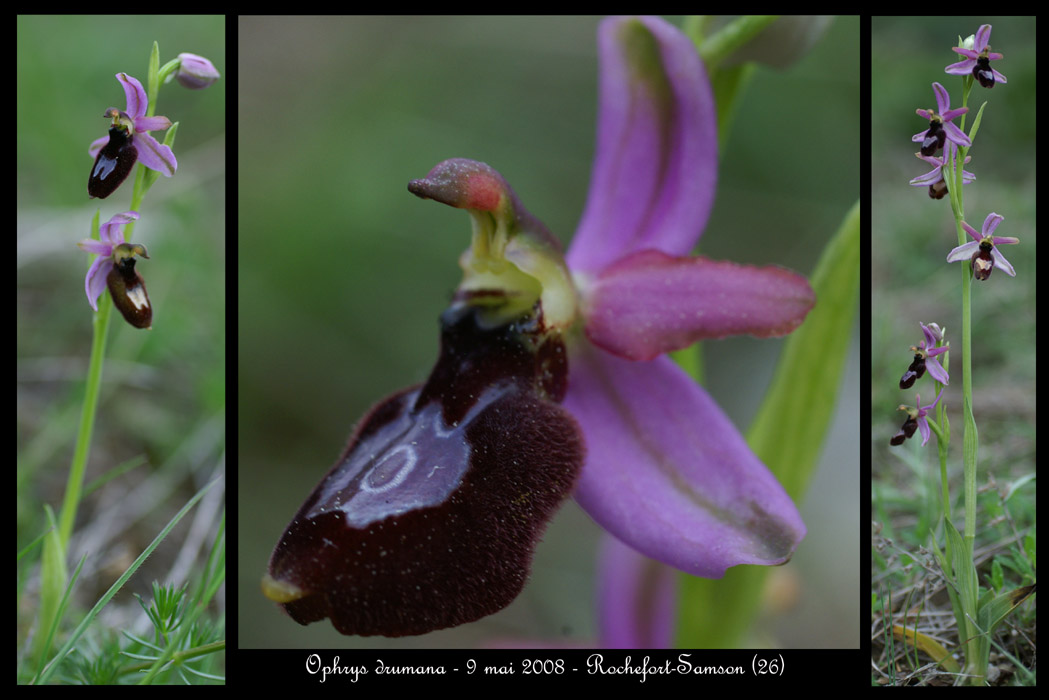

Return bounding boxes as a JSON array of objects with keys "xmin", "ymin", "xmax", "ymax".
[
  {"xmin": 871, "ymin": 18, "xmax": 1035, "ymax": 502},
  {"xmin": 16, "ymin": 15, "xmax": 225, "ymax": 630},
  {"xmin": 240, "ymin": 16, "xmax": 859, "ymax": 648}
]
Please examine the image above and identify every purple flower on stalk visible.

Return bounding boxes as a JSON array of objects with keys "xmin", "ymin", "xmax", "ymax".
[
  {"xmin": 909, "ymin": 142, "xmax": 974, "ymax": 200},
  {"xmin": 264, "ymin": 16, "xmax": 814, "ymax": 637},
  {"xmin": 899, "ymin": 322, "xmax": 949, "ymax": 389},
  {"xmin": 912, "ymin": 82, "xmax": 970, "ymax": 157},
  {"xmin": 946, "ymin": 212, "xmax": 1019, "ymax": 280},
  {"xmin": 77, "ymin": 211, "xmax": 153, "ymax": 329},
  {"xmin": 88, "ymin": 73, "xmax": 177, "ymax": 199},
  {"xmin": 945, "ymin": 24, "xmax": 1007, "ymax": 88},
  {"xmin": 889, "ymin": 387, "xmax": 945, "ymax": 447}
]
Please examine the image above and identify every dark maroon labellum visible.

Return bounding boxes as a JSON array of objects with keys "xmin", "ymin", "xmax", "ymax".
[
  {"xmin": 920, "ymin": 120, "xmax": 946, "ymax": 157},
  {"xmin": 928, "ymin": 179, "xmax": 948, "ymax": 200},
  {"xmin": 972, "ymin": 56, "xmax": 995, "ymax": 88},
  {"xmin": 889, "ymin": 416, "xmax": 919, "ymax": 446},
  {"xmin": 266, "ymin": 304, "xmax": 584, "ymax": 636},
  {"xmin": 899, "ymin": 353, "xmax": 926, "ymax": 389},
  {"xmin": 88, "ymin": 125, "xmax": 138, "ymax": 199},
  {"xmin": 971, "ymin": 239, "xmax": 994, "ymax": 280},
  {"xmin": 107, "ymin": 256, "xmax": 152, "ymax": 329}
]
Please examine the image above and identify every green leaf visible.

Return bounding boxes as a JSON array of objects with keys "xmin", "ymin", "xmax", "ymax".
[
  {"xmin": 946, "ymin": 518, "xmax": 978, "ymax": 620},
  {"xmin": 33, "ymin": 553, "xmax": 86, "ymax": 681},
  {"xmin": 965, "ymin": 101, "xmax": 988, "ymax": 150},
  {"xmin": 32, "ymin": 506, "xmax": 68, "ymax": 664},
  {"xmin": 695, "ymin": 15, "xmax": 779, "ymax": 68},
  {"xmin": 990, "ymin": 559, "xmax": 1004, "ymax": 592},
  {"xmin": 978, "ymin": 584, "xmax": 1036, "ymax": 635},
  {"xmin": 16, "ymin": 524, "xmax": 54, "ymax": 562},
  {"xmin": 747, "ymin": 199, "xmax": 859, "ymax": 499}
]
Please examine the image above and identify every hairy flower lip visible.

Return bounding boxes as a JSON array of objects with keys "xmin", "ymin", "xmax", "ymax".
[{"xmin": 266, "ymin": 306, "xmax": 584, "ymax": 637}]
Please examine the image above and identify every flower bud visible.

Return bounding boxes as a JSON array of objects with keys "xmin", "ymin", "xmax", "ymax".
[{"xmin": 174, "ymin": 53, "xmax": 221, "ymax": 89}]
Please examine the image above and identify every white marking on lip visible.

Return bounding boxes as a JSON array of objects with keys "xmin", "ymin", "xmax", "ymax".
[
  {"xmin": 360, "ymin": 444, "xmax": 417, "ymax": 493},
  {"xmin": 127, "ymin": 285, "xmax": 149, "ymax": 310}
]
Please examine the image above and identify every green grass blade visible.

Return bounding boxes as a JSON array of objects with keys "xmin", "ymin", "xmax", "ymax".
[
  {"xmin": 33, "ymin": 553, "xmax": 86, "ymax": 681},
  {"xmin": 32, "ymin": 478, "xmax": 218, "ymax": 685},
  {"xmin": 747, "ymin": 199, "xmax": 860, "ymax": 498},
  {"xmin": 17, "ymin": 525, "xmax": 54, "ymax": 562}
]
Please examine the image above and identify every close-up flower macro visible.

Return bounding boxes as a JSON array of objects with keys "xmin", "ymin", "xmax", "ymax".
[{"xmin": 240, "ymin": 16, "xmax": 858, "ymax": 649}]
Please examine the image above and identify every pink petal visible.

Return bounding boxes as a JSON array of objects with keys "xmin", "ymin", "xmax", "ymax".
[
  {"xmin": 117, "ymin": 73, "xmax": 148, "ymax": 119},
  {"xmin": 582, "ymin": 249, "xmax": 815, "ymax": 361},
  {"xmin": 564, "ymin": 341, "xmax": 806, "ymax": 579},
  {"xmin": 567, "ymin": 16, "xmax": 717, "ymax": 273},
  {"xmin": 134, "ymin": 132, "xmax": 177, "ymax": 176}
]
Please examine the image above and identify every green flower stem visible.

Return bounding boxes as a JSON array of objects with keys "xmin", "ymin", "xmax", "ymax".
[
  {"xmin": 947, "ymin": 78, "xmax": 984, "ymax": 685},
  {"xmin": 58, "ymin": 289, "xmax": 113, "ymax": 548},
  {"xmin": 948, "ymin": 89, "xmax": 978, "ymax": 560},
  {"xmin": 936, "ymin": 345, "xmax": 951, "ymax": 525},
  {"xmin": 960, "ymin": 263, "xmax": 977, "ymax": 557},
  {"xmin": 685, "ymin": 15, "xmax": 780, "ymax": 68}
]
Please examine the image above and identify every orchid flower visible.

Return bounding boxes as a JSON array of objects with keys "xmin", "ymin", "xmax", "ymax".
[
  {"xmin": 912, "ymin": 82, "xmax": 970, "ymax": 157},
  {"xmin": 899, "ymin": 321, "xmax": 949, "ymax": 389},
  {"xmin": 945, "ymin": 24, "xmax": 1007, "ymax": 88},
  {"xmin": 77, "ymin": 211, "xmax": 153, "ymax": 329},
  {"xmin": 264, "ymin": 15, "xmax": 814, "ymax": 637},
  {"xmin": 889, "ymin": 387, "xmax": 945, "ymax": 447},
  {"xmin": 946, "ymin": 212, "xmax": 1019, "ymax": 280},
  {"xmin": 909, "ymin": 142, "xmax": 974, "ymax": 200},
  {"xmin": 87, "ymin": 73, "xmax": 177, "ymax": 199}
]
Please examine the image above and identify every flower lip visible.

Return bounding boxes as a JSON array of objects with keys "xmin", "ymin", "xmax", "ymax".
[
  {"xmin": 106, "ymin": 248, "xmax": 152, "ymax": 329},
  {"xmin": 88, "ymin": 116, "xmax": 139, "ymax": 199},
  {"xmin": 265, "ymin": 303, "xmax": 583, "ymax": 636}
]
